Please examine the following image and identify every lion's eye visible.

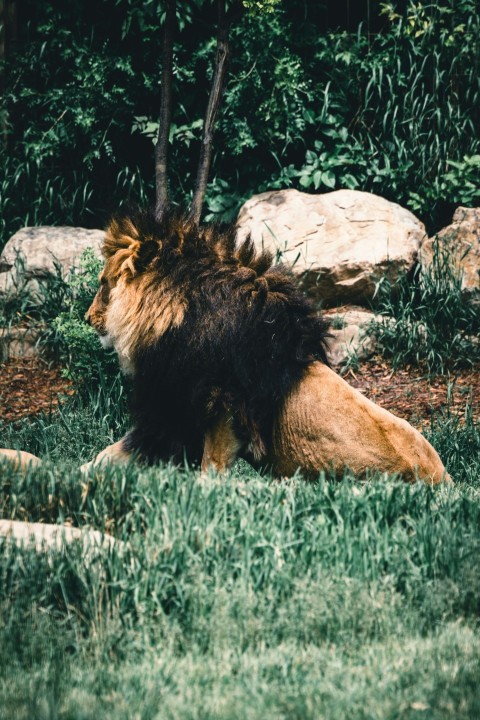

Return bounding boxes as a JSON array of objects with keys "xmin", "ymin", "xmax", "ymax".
[{"xmin": 101, "ymin": 283, "xmax": 110, "ymax": 303}]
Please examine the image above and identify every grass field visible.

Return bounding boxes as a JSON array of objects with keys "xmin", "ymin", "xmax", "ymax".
[{"xmin": 1, "ymin": 381, "xmax": 479, "ymax": 719}]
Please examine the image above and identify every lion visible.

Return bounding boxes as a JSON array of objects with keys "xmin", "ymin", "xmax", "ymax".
[{"xmin": 84, "ymin": 209, "xmax": 451, "ymax": 484}]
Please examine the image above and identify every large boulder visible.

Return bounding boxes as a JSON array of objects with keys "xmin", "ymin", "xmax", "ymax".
[
  {"xmin": 0, "ymin": 226, "xmax": 104, "ymax": 302},
  {"xmin": 419, "ymin": 207, "xmax": 480, "ymax": 297},
  {"xmin": 237, "ymin": 189, "xmax": 426, "ymax": 305}
]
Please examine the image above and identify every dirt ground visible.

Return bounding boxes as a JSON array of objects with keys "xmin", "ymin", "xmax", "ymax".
[
  {"xmin": 0, "ymin": 357, "xmax": 74, "ymax": 425},
  {"xmin": 0, "ymin": 355, "xmax": 478, "ymax": 429},
  {"xmin": 345, "ymin": 357, "xmax": 480, "ymax": 428}
]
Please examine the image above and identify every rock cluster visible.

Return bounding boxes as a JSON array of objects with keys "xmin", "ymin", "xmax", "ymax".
[
  {"xmin": 237, "ymin": 192, "xmax": 479, "ymax": 365},
  {"xmin": 1, "ymin": 192, "xmax": 478, "ymax": 367}
]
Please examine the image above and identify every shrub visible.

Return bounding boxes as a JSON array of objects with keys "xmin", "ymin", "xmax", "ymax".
[
  {"xmin": 369, "ymin": 237, "xmax": 480, "ymax": 373},
  {"xmin": 1, "ymin": 0, "xmax": 478, "ymax": 248},
  {"xmin": 50, "ymin": 248, "xmax": 120, "ymax": 385}
]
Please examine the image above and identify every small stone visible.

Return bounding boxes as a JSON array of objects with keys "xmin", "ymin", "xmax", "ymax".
[{"xmin": 0, "ymin": 324, "xmax": 43, "ymax": 360}]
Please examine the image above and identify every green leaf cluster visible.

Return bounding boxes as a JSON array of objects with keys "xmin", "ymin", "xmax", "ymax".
[
  {"xmin": 1, "ymin": 0, "xmax": 478, "ymax": 245},
  {"xmin": 50, "ymin": 249, "xmax": 121, "ymax": 385},
  {"xmin": 369, "ymin": 235, "xmax": 480, "ymax": 374}
]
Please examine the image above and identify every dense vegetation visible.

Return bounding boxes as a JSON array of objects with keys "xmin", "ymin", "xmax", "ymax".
[
  {"xmin": 370, "ymin": 236, "xmax": 480, "ymax": 373},
  {"xmin": 1, "ymin": 0, "xmax": 479, "ymax": 251}
]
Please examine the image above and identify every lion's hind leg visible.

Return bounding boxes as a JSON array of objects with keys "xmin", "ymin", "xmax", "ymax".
[{"xmin": 80, "ymin": 437, "xmax": 132, "ymax": 473}]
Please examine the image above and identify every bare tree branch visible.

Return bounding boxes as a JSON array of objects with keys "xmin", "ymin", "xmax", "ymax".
[
  {"xmin": 154, "ymin": 0, "xmax": 176, "ymax": 223},
  {"xmin": 188, "ymin": 0, "xmax": 231, "ymax": 226}
]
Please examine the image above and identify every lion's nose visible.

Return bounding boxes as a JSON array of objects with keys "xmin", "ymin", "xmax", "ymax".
[{"xmin": 85, "ymin": 309, "xmax": 92, "ymax": 325}]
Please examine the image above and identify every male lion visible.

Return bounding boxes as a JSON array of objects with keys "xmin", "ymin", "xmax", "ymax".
[{"xmin": 85, "ymin": 210, "xmax": 450, "ymax": 484}]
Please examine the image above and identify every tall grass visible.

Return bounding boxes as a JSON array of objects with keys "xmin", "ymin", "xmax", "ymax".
[
  {"xmin": 0, "ymin": 378, "xmax": 479, "ymax": 717},
  {"xmin": 0, "ymin": 373, "xmax": 129, "ymax": 464},
  {"xmin": 0, "ymin": 158, "xmax": 95, "ymax": 244},
  {"xmin": 0, "ymin": 155, "xmax": 152, "ymax": 251},
  {"xmin": 359, "ymin": 6, "xmax": 480, "ymax": 219},
  {"xmin": 369, "ymin": 233, "xmax": 480, "ymax": 373}
]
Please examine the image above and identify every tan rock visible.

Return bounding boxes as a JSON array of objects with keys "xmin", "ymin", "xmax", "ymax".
[
  {"xmin": 0, "ymin": 226, "xmax": 104, "ymax": 277},
  {"xmin": 0, "ymin": 519, "xmax": 119, "ymax": 560},
  {"xmin": 0, "ymin": 226, "xmax": 104, "ymax": 302},
  {"xmin": 237, "ymin": 189, "xmax": 426, "ymax": 305},
  {"xmin": 0, "ymin": 448, "xmax": 42, "ymax": 471},
  {"xmin": 0, "ymin": 324, "xmax": 42, "ymax": 360},
  {"xmin": 419, "ymin": 206, "xmax": 480, "ymax": 296}
]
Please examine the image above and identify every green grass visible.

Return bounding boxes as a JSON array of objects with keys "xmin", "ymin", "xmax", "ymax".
[
  {"xmin": 369, "ymin": 234, "xmax": 480, "ymax": 374},
  {"xmin": 0, "ymin": 383, "xmax": 479, "ymax": 719}
]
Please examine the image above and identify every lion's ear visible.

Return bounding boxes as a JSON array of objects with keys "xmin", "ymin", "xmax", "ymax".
[{"xmin": 104, "ymin": 216, "xmax": 159, "ymax": 280}]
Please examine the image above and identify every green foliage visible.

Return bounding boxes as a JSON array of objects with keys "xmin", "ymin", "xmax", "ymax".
[
  {"xmin": 207, "ymin": 0, "xmax": 480, "ymax": 228},
  {"xmin": 50, "ymin": 249, "xmax": 121, "ymax": 385},
  {"xmin": 0, "ymin": 246, "xmax": 120, "ymax": 386},
  {"xmin": 242, "ymin": 0, "xmax": 281, "ymax": 13},
  {"xmin": 0, "ymin": 7, "xmax": 150, "ymax": 245},
  {"xmin": 295, "ymin": 128, "xmax": 365, "ymax": 192},
  {"xmin": 0, "ymin": 256, "xmax": 72, "ymax": 369},
  {"xmin": 443, "ymin": 155, "xmax": 480, "ymax": 208},
  {"xmin": 2, "ymin": 0, "xmax": 478, "ymax": 249},
  {"xmin": 369, "ymin": 237, "xmax": 480, "ymax": 373}
]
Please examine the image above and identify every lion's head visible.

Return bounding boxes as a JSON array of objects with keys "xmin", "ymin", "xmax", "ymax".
[
  {"xmin": 86, "ymin": 210, "xmax": 284, "ymax": 375},
  {"xmin": 86, "ymin": 213, "xmax": 187, "ymax": 374}
]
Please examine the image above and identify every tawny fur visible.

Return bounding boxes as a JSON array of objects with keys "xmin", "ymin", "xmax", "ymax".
[
  {"xmin": 103, "ymin": 275, "xmax": 185, "ymax": 374},
  {"xmin": 80, "ymin": 439, "xmax": 131, "ymax": 473}
]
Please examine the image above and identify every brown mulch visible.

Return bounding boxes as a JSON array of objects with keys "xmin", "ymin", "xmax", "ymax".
[
  {"xmin": 0, "ymin": 357, "xmax": 74, "ymax": 425},
  {"xmin": 0, "ymin": 355, "xmax": 479, "ymax": 428},
  {"xmin": 345, "ymin": 356, "xmax": 480, "ymax": 428}
]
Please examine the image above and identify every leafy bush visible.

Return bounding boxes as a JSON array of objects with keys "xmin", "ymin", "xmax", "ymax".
[
  {"xmin": 50, "ymin": 249, "xmax": 121, "ymax": 385},
  {"xmin": 1, "ymin": 0, "xmax": 478, "ymax": 249},
  {"xmin": 207, "ymin": 0, "xmax": 480, "ymax": 228},
  {"xmin": 0, "ymin": 243, "xmax": 120, "ymax": 385},
  {"xmin": 369, "ymin": 237, "xmax": 480, "ymax": 373}
]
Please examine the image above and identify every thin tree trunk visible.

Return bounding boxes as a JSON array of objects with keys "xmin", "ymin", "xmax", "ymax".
[
  {"xmin": 154, "ymin": 0, "xmax": 176, "ymax": 222},
  {"xmin": 188, "ymin": 0, "xmax": 230, "ymax": 226}
]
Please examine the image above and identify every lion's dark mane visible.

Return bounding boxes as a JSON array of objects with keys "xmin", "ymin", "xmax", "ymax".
[{"xmin": 116, "ymin": 210, "xmax": 330, "ymax": 467}]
